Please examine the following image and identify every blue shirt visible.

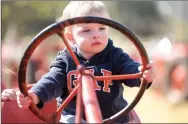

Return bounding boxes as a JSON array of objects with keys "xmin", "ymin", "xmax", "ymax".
[{"xmin": 31, "ymin": 39, "xmax": 150, "ymax": 122}]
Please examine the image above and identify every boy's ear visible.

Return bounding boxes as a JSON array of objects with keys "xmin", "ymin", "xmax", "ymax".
[{"xmin": 64, "ymin": 31, "xmax": 75, "ymax": 44}]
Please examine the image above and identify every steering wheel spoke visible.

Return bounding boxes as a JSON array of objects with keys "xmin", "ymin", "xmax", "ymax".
[
  {"xmin": 95, "ymin": 72, "xmax": 143, "ymax": 81},
  {"xmin": 57, "ymin": 32, "xmax": 80, "ymax": 66}
]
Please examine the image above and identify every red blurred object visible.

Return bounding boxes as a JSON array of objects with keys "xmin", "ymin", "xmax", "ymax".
[
  {"xmin": 153, "ymin": 42, "xmax": 188, "ymax": 104},
  {"xmin": 130, "ymin": 41, "xmax": 188, "ymax": 104},
  {"xmin": 1, "ymin": 85, "xmax": 56, "ymax": 123},
  {"xmin": 2, "ymin": 100, "xmax": 56, "ymax": 123},
  {"xmin": 1, "ymin": 84, "xmax": 141, "ymax": 123}
]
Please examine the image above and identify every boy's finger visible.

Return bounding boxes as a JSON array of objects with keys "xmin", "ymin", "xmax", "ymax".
[
  {"xmin": 3, "ymin": 89, "xmax": 13, "ymax": 92},
  {"xmin": 146, "ymin": 63, "xmax": 152, "ymax": 69},
  {"xmin": 139, "ymin": 64, "xmax": 152, "ymax": 72},
  {"xmin": 6, "ymin": 90, "xmax": 17, "ymax": 99},
  {"xmin": 143, "ymin": 74, "xmax": 147, "ymax": 79},
  {"xmin": 16, "ymin": 91, "xmax": 25, "ymax": 97},
  {"xmin": 18, "ymin": 104, "xmax": 29, "ymax": 109},
  {"xmin": 13, "ymin": 92, "xmax": 17, "ymax": 100},
  {"xmin": 144, "ymin": 70, "xmax": 149, "ymax": 74},
  {"xmin": 16, "ymin": 90, "xmax": 21, "ymax": 95},
  {"xmin": 23, "ymin": 99, "xmax": 32, "ymax": 105},
  {"xmin": 18, "ymin": 98, "xmax": 31, "ymax": 109},
  {"xmin": 19, "ymin": 99, "xmax": 31, "ymax": 106},
  {"xmin": 138, "ymin": 66, "xmax": 143, "ymax": 71},
  {"xmin": 147, "ymin": 61, "xmax": 154, "ymax": 68},
  {"xmin": 3, "ymin": 93, "xmax": 16, "ymax": 100},
  {"xmin": 18, "ymin": 96, "xmax": 31, "ymax": 102},
  {"xmin": 2, "ymin": 93, "xmax": 12, "ymax": 97}
]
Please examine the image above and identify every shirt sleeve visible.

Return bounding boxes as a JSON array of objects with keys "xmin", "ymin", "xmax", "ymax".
[
  {"xmin": 30, "ymin": 51, "xmax": 67, "ymax": 103},
  {"xmin": 113, "ymin": 48, "xmax": 152, "ymax": 88},
  {"xmin": 113, "ymin": 48, "xmax": 141, "ymax": 87}
]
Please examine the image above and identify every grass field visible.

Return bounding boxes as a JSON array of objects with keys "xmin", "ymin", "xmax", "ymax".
[{"xmin": 123, "ymin": 87, "xmax": 188, "ymax": 123}]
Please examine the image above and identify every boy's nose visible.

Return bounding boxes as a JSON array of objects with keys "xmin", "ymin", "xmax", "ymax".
[
  {"xmin": 92, "ymin": 32, "xmax": 100, "ymax": 39},
  {"xmin": 92, "ymin": 35, "xmax": 100, "ymax": 39}
]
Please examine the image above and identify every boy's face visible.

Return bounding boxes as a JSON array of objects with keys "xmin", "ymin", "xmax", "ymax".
[{"xmin": 70, "ymin": 13, "xmax": 109, "ymax": 58}]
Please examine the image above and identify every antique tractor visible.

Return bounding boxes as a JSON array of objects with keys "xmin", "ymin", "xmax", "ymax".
[{"xmin": 2, "ymin": 17, "xmax": 150, "ymax": 123}]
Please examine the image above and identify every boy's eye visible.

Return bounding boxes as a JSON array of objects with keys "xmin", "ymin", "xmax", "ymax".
[
  {"xmin": 99, "ymin": 27, "xmax": 106, "ymax": 31},
  {"xmin": 82, "ymin": 29, "xmax": 90, "ymax": 32}
]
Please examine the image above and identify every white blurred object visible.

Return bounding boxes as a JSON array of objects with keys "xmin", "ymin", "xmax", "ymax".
[
  {"xmin": 158, "ymin": 37, "xmax": 172, "ymax": 56},
  {"xmin": 157, "ymin": 1, "xmax": 172, "ymax": 17},
  {"xmin": 167, "ymin": 89, "xmax": 184, "ymax": 104}
]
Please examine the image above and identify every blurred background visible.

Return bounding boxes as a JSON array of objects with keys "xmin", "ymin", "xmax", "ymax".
[{"xmin": 1, "ymin": 1, "xmax": 188, "ymax": 123}]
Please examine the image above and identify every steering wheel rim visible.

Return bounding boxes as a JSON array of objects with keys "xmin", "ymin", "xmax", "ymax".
[{"xmin": 18, "ymin": 16, "xmax": 149, "ymax": 123}]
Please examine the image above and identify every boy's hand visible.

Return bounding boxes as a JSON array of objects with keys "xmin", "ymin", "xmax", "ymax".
[
  {"xmin": 2, "ymin": 89, "xmax": 17, "ymax": 101},
  {"xmin": 16, "ymin": 90, "xmax": 39, "ymax": 109},
  {"xmin": 138, "ymin": 61, "xmax": 156, "ymax": 83}
]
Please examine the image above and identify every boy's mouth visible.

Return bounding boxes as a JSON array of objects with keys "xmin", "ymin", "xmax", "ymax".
[{"xmin": 91, "ymin": 41, "xmax": 102, "ymax": 45}]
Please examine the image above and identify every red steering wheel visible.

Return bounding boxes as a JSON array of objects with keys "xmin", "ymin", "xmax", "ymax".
[{"xmin": 18, "ymin": 16, "xmax": 149, "ymax": 123}]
